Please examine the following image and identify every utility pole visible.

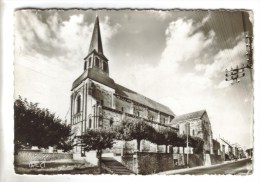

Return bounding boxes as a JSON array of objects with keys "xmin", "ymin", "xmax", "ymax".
[
  {"xmin": 187, "ymin": 132, "xmax": 189, "ymax": 168},
  {"xmin": 225, "ymin": 11, "xmax": 253, "ymax": 84},
  {"xmin": 186, "ymin": 123, "xmax": 190, "ymax": 168}
]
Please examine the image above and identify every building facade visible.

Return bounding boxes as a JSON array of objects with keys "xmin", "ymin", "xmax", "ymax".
[
  {"xmin": 70, "ymin": 16, "xmax": 177, "ymax": 154},
  {"xmin": 169, "ymin": 110, "xmax": 214, "ymax": 154},
  {"xmin": 219, "ymin": 138, "xmax": 233, "ymax": 161}
]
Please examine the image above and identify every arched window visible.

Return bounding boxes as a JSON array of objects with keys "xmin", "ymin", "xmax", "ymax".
[{"xmin": 76, "ymin": 95, "xmax": 81, "ymax": 113}]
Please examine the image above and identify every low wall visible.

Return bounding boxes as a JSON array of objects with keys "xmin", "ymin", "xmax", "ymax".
[
  {"xmin": 15, "ymin": 150, "xmax": 73, "ymax": 165},
  {"xmin": 209, "ymin": 154, "xmax": 223, "ymax": 165},
  {"xmin": 183, "ymin": 154, "xmax": 205, "ymax": 167},
  {"xmin": 121, "ymin": 152, "xmax": 175, "ymax": 175},
  {"xmin": 118, "ymin": 152, "xmax": 223, "ymax": 174},
  {"xmin": 137, "ymin": 152, "xmax": 175, "ymax": 174}
]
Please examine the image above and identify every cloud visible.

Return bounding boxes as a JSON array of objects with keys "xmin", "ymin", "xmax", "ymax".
[
  {"xmin": 204, "ymin": 38, "xmax": 246, "ymax": 79},
  {"xmin": 149, "ymin": 10, "xmax": 172, "ymax": 20},
  {"xmin": 14, "ymin": 11, "xmax": 121, "ymax": 117},
  {"xmin": 15, "ymin": 11, "xmax": 50, "ymax": 54},
  {"xmin": 161, "ymin": 18, "xmax": 215, "ymax": 69},
  {"xmin": 115, "ymin": 17, "xmax": 216, "ymax": 114}
]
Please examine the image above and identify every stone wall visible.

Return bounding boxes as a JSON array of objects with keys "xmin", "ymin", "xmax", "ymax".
[
  {"xmin": 209, "ymin": 154, "xmax": 223, "ymax": 165},
  {"xmin": 133, "ymin": 104, "xmax": 148, "ymax": 119},
  {"xmin": 121, "ymin": 152, "xmax": 175, "ymax": 174},
  {"xmin": 148, "ymin": 110, "xmax": 158, "ymax": 122},
  {"xmin": 115, "ymin": 97, "xmax": 132, "ymax": 113},
  {"xmin": 160, "ymin": 114, "xmax": 169, "ymax": 125},
  {"xmin": 119, "ymin": 152, "xmax": 222, "ymax": 174},
  {"xmin": 15, "ymin": 150, "xmax": 73, "ymax": 165},
  {"xmin": 92, "ymin": 82, "xmax": 113, "ymax": 108},
  {"xmin": 102, "ymin": 108, "xmax": 122, "ymax": 127}
]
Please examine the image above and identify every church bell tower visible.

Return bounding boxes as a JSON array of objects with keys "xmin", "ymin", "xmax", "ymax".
[
  {"xmin": 83, "ymin": 16, "xmax": 109, "ymax": 76},
  {"xmin": 70, "ymin": 15, "xmax": 115, "ymax": 142}
]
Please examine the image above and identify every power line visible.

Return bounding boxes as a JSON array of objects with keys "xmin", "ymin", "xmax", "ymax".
[{"xmin": 225, "ymin": 11, "xmax": 253, "ymax": 85}]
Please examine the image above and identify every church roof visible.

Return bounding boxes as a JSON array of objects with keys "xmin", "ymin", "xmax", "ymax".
[
  {"xmin": 170, "ymin": 110, "xmax": 206, "ymax": 124},
  {"xmin": 88, "ymin": 16, "xmax": 103, "ymax": 55},
  {"xmin": 115, "ymin": 84, "xmax": 175, "ymax": 116},
  {"xmin": 72, "ymin": 68, "xmax": 116, "ymax": 90},
  {"xmin": 71, "ymin": 71, "xmax": 174, "ymax": 116}
]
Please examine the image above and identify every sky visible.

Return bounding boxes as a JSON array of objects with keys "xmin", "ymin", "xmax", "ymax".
[{"xmin": 14, "ymin": 9, "xmax": 253, "ymax": 149}]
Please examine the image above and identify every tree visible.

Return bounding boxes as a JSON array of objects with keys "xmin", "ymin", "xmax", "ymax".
[
  {"xmin": 152, "ymin": 127, "xmax": 179, "ymax": 153},
  {"xmin": 79, "ymin": 128, "xmax": 116, "ymax": 173},
  {"xmin": 177, "ymin": 134, "xmax": 204, "ymax": 154},
  {"xmin": 114, "ymin": 119, "xmax": 156, "ymax": 151},
  {"xmin": 14, "ymin": 96, "xmax": 73, "ymax": 153},
  {"xmin": 189, "ymin": 136, "xmax": 204, "ymax": 154}
]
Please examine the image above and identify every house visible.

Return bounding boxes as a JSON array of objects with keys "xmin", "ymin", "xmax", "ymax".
[
  {"xmin": 219, "ymin": 137, "xmax": 233, "ymax": 161},
  {"xmin": 169, "ymin": 110, "xmax": 214, "ymax": 154}
]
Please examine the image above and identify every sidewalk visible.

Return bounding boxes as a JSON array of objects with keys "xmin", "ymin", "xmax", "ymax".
[{"xmin": 157, "ymin": 158, "xmax": 249, "ymax": 175}]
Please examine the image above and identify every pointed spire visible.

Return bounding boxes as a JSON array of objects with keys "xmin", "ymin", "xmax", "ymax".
[{"xmin": 88, "ymin": 16, "xmax": 103, "ymax": 55}]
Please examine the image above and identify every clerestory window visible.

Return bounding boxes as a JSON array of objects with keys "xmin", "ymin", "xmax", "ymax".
[{"xmin": 76, "ymin": 95, "xmax": 81, "ymax": 113}]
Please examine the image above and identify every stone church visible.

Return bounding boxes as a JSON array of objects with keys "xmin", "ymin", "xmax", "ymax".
[{"xmin": 70, "ymin": 16, "xmax": 213, "ymax": 155}]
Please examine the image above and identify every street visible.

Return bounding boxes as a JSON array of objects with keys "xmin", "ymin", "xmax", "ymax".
[{"xmin": 162, "ymin": 158, "xmax": 252, "ymax": 175}]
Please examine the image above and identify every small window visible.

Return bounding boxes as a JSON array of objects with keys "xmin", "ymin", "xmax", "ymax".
[
  {"xmin": 84, "ymin": 62, "xmax": 87, "ymax": 70},
  {"xmin": 88, "ymin": 57, "xmax": 92, "ymax": 67},
  {"xmin": 110, "ymin": 118, "xmax": 114, "ymax": 127},
  {"xmin": 121, "ymin": 107, "xmax": 124, "ymax": 112},
  {"xmin": 100, "ymin": 100, "xmax": 104, "ymax": 106},
  {"xmin": 137, "ymin": 111, "xmax": 140, "ymax": 117},
  {"xmin": 103, "ymin": 62, "xmax": 108, "ymax": 72},
  {"xmin": 89, "ymin": 119, "xmax": 92, "ymax": 128},
  {"xmin": 192, "ymin": 129, "xmax": 195, "ymax": 136},
  {"xmin": 95, "ymin": 57, "xmax": 99, "ymax": 67},
  {"xmin": 76, "ymin": 95, "xmax": 81, "ymax": 113}
]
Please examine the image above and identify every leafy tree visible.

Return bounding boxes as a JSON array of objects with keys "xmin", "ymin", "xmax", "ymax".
[
  {"xmin": 189, "ymin": 136, "xmax": 204, "ymax": 154},
  {"xmin": 79, "ymin": 128, "xmax": 116, "ymax": 173},
  {"xmin": 152, "ymin": 127, "xmax": 179, "ymax": 153},
  {"xmin": 114, "ymin": 119, "xmax": 156, "ymax": 151},
  {"xmin": 177, "ymin": 134, "xmax": 204, "ymax": 154},
  {"xmin": 14, "ymin": 96, "xmax": 73, "ymax": 153}
]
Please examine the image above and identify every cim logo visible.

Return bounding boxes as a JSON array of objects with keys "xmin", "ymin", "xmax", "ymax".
[{"xmin": 28, "ymin": 161, "xmax": 46, "ymax": 168}]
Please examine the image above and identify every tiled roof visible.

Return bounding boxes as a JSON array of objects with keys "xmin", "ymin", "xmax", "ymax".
[
  {"xmin": 170, "ymin": 110, "xmax": 206, "ymax": 124},
  {"xmin": 71, "ymin": 69, "xmax": 175, "ymax": 116},
  {"xmin": 115, "ymin": 84, "xmax": 175, "ymax": 116},
  {"xmin": 220, "ymin": 138, "xmax": 232, "ymax": 147},
  {"xmin": 72, "ymin": 68, "xmax": 116, "ymax": 90}
]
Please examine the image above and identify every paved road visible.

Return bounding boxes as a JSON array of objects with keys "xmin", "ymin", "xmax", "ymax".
[{"xmin": 168, "ymin": 158, "xmax": 252, "ymax": 175}]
